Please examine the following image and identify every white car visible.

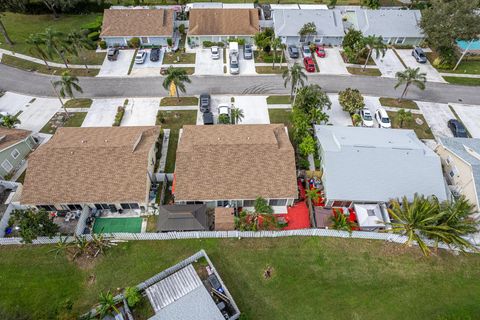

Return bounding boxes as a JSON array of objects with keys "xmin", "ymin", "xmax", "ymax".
[
  {"xmin": 134, "ymin": 50, "xmax": 147, "ymax": 64},
  {"xmin": 302, "ymin": 45, "xmax": 312, "ymax": 58},
  {"xmin": 218, "ymin": 104, "xmax": 230, "ymax": 116},
  {"xmin": 374, "ymin": 108, "xmax": 391, "ymax": 128},
  {"xmin": 360, "ymin": 108, "xmax": 374, "ymax": 127},
  {"xmin": 211, "ymin": 46, "xmax": 220, "ymax": 59}
]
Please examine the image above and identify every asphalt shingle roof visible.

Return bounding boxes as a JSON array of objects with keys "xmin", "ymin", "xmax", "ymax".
[
  {"xmin": 273, "ymin": 9, "xmax": 344, "ymax": 37},
  {"xmin": 101, "ymin": 9, "xmax": 174, "ymax": 37},
  {"xmin": 188, "ymin": 8, "xmax": 260, "ymax": 36}
]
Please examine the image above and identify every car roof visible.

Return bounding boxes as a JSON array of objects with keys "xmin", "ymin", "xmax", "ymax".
[
  {"xmin": 376, "ymin": 108, "xmax": 388, "ymax": 116},
  {"xmin": 362, "ymin": 108, "xmax": 371, "ymax": 114}
]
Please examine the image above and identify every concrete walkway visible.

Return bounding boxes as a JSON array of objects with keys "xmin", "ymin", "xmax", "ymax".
[
  {"xmin": 157, "ymin": 129, "xmax": 170, "ymax": 173},
  {"xmin": 159, "ymin": 106, "xmax": 198, "ymax": 111},
  {"xmin": 0, "ymin": 49, "xmax": 101, "ymax": 69}
]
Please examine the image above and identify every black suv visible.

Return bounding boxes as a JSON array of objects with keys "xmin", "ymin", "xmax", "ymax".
[
  {"xmin": 199, "ymin": 94, "xmax": 210, "ymax": 113},
  {"xmin": 448, "ymin": 119, "xmax": 468, "ymax": 138},
  {"xmin": 203, "ymin": 112, "xmax": 214, "ymax": 125},
  {"xmin": 150, "ymin": 47, "xmax": 161, "ymax": 62},
  {"xmin": 107, "ymin": 48, "xmax": 119, "ymax": 61}
]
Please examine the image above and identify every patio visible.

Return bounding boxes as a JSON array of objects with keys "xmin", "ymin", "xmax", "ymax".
[{"xmin": 92, "ymin": 217, "xmax": 143, "ymax": 234}]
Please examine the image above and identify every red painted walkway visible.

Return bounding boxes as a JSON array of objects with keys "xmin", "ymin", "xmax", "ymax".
[{"xmin": 277, "ymin": 201, "xmax": 311, "ymax": 230}]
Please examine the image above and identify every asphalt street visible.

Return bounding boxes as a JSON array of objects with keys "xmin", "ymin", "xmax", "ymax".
[{"xmin": 0, "ymin": 63, "xmax": 479, "ymax": 104}]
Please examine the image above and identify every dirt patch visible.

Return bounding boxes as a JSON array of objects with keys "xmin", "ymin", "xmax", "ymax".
[
  {"xmin": 87, "ymin": 273, "xmax": 97, "ymax": 286},
  {"xmin": 263, "ymin": 265, "xmax": 274, "ymax": 280},
  {"xmin": 70, "ymin": 254, "xmax": 101, "ymax": 270}
]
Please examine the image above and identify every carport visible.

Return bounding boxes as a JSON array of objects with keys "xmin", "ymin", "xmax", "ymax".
[
  {"xmin": 450, "ymin": 103, "xmax": 480, "ymax": 138},
  {"xmin": 226, "ymin": 48, "xmax": 256, "ymax": 75},
  {"xmin": 97, "ymin": 49, "xmax": 136, "ymax": 77},
  {"xmin": 129, "ymin": 49, "xmax": 164, "ymax": 77},
  {"xmin": 325, "ymin": 94, "xmax": 352, "ymax": 126},
  {"xmin": 0, "ymin": 92, "xmax": 33, "ymax": 115}
]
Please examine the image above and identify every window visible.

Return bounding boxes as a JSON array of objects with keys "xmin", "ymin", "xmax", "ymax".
[
  {"xmin": 395, "ymin": 37, "xmax": 405, "ymax": 44},
  {"xmin": 67, "ymin": 204, "xmax": 82, "ymax": 211},
  {"xmin": 38, "ymin": 205, "xmax": 56, "ymax": 211},
  {"xmin": 95, "ymin": 204, "xmax": 110, "ymax": 210},
  {"xmin": 449, "ymin": 165, "xmax": 459, "ymax": 178},
  {"xmin": 217, "ymin": 200, "xmax": 229, "ymax": 207},
  {"xmin": 1, "ymin": 160, "xmax": 13, "ymax": 172},
  {"xmin": 446, "ymin": 156, "xmax": 452, "ymax": 165},
  {"xmin": 243, "ymin": 200, "xmax": 255, "ymax": 207},
  {"xmin": 382, "ymin": 37, "xmax": 390, "ymax": 44},
  {"xmin": 120, "ymin": 203, "xmax": 140, "ymax": 210},
  {"xmin": 11, "ymin": 149, "xmax": 20, "ymax": 159},
  {"xmin": 269, "ymin": 199, "xmax": 287, "ymax": 206}
]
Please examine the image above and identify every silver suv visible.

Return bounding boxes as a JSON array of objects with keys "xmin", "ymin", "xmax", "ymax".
[{"xmin": 412, "ymin": 47, "xmax": 427, "ymax": 63}]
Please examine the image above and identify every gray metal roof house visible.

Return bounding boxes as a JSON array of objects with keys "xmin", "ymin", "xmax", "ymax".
[
  {"xmin": 273, "ymin": 9, "xmax": 345, "ymax": 45},
  {"xmin": 157, "ymin": 204, "xmax": 209, "ymax": 232},
  {"xmin": 314, "ymin": 125, "xmax": 448, "ymax": 207}
]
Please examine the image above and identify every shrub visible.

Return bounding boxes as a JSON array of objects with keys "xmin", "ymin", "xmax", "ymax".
[
  {"xmin": 98, "ymin": 40, "xmax": 107, "ymax": 49},
  {"xmin": 124, "ymin": 287, "xmax": 141, "ymax": 307},
  {"xmin": 298, "ymin": 158, "xmax": 310, "ymax": 170},
  {"xmin": 338, "ymin": 88, "xmax": 365, "ymax": 114},
  {"xmin": 167, "ymin": 38, "xmax": 173, "ymax": 47},
  {"xmin": 87, "ymin": 31, "xmax": 100, "ymax": 42},
  {"xmin": 81, "ymin": 21, "xmax": 102, "ymax": 33},
  {"xmin": 113, "ymin": 106, "xmax": 125, "ymax": 126},
  {"xmin": 178, "ymin": 24, "xmax": 185, "ymax": 35},
  {"xmin": 128, "ymin": 37, "xmax": 141, "ymax": 48},
  {"xmin": 218, "ymin": 114, "xmax": 230, "ymax": 124},
  {"xmin": 202, "ymin": 41, "xmax": 224, "ymax": 48},
  {"xmin": 237, "ymin": 38, "xmax": 245, "ymax": 46}
]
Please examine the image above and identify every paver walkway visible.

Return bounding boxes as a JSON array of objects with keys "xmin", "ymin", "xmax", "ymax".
[{"xmin": 0, "ymin": 48, "xmax": 101, "ymax": 69}]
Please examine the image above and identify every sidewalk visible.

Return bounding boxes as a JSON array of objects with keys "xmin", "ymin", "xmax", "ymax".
[{"xmin": 0, "ymin": 48, "xmax": 101, "ymax": 69}]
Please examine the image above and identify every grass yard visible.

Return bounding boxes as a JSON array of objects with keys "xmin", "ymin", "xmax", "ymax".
[
  {"xmin": 266, "ymin": 95, "xmax": 291, "ymax": 105},
  {"xmin": 341, "ymin": 51, "xmax": 376, "ymax": 65},
  {"xmin": 160, "ymin": 96, "xmax": 198, "ymax": 106},
  {"xmin": 156, "ymin": 110, "xmax": 197, "ymax": 173},
  {"xmin": 387, "ymin": 111, "xmax": 434, "ymax": 139},
  {"xmin": 1, "ymin": 54, "xmax": 99, "ymax": 77},
  {"xmin": 256, "ymin": 66, "xmax": 288, "ymax": 74},
  {"xmin": 92, "ymin": 217, "xmax": 143, "ymax": 234},
  {"xmin": 162, "ymin": 52, "xmax": 196, "ymax": 65},
  {"xmin": 254, "ymin": 50, "xmax": 285, "ymax": 63},
  {"xmin": 269, "ymin": 108, "xmax": 293, "ymax": 143},
  {"xmin": 347, "ymin": 66, "xmax": 382, "ymax": 76},
  {"xmin": 0, "ymin": 13, "xmax": 105, "ymax": 65},
  {"xmin": 427, "ymin": 52, "xmax": 480, "ymax": 75},
  {"xmin": 379, "ymin": 97, "xmax": 419, "ymax": 109},
  {"xmin": 443, "ymin": 76, "xmax": 480, "ymax": 86},
  {"xmin": 0, "ymin": 237, "xmax": 479, "ymax": 320},
  {"xmin": 64, "ymin": 98, "xmax": 93, "ymax": 109},
  {"xmin": 40, "ymin": 112, "xmax": 87, "ymax": 134}
]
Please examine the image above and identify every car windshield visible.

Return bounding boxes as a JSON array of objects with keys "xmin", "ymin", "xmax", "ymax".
[
  {"xmin": 382, "ymin": 117, "xmax": 390, "ymax": 124},
  {"xmin": 304, "ymin": 48, "xmax": 310, "ymax": 53},
  {"xmin": 231, "ymin": 62, "xmax": 238, "ymax": 68},
  {"xmin": 212, "ymin": 48, "xmax": 218, "ymax": 53},
  {"xmin": 363, "ymin": 114, "xmax": 372, "ymax": 120},
  {"xmin": 291, "ymin": 47, "xmax": 298, "ymax": 53},
  {"xmin": 246, "ymin": 48, "xmax": 252, "ymax": 53}
]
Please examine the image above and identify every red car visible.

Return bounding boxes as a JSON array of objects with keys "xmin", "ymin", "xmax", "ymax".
[
  {"xmin": 315, "ymin": 45, "xmax": 326, "ymax": 58},
  {"xmin": 303, "ymin": 57, "xmax": 315, "ymax": 72}
]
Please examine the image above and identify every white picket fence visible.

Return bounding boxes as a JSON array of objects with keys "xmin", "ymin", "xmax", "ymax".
[{"xmin": 0, "ymin": 229, "xmax": 475, "ymax": 253}]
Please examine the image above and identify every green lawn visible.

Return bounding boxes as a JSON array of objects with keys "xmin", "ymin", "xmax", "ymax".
[
  {"xmin": 93, "ymin": 217, "xmax": 143, "ymax": 234},
  {"xmin": 162, "ymin": 52, "xmax": 196, "ymax": 64},
  {"xmin": 347, "ymin": 66, "xmax": 382, "ymax": 76},
  {"xmin": 268, "ymin": 108, "xmax": 293, "ymax": 143},
  {"xmin": 387, "ymin": 111, "xmax": 434, "ymax": 139},
  {"xmin": 444, "ymin": 76, "xmax": 480, "ymax": 86},
  {"xmin": 1, "ymin": 13, "xmax": 105, "ymax": 65},
  {"xmin": 1, "ymin": 54, "xmax": 99, "ymax": 77},
  {"xmin": 256, "ymin": 66, "xmax": 288, "ymax": 74},
  {"xmin": 160, "ymin": 96, "xmax": 198, "ymax": 107},
  {"xmin": 379, "ymin": 97, "xmax": 419, "ymax": 110},
  {"xmin": 254, "ymin": 50, "xmax": 285, "ymax": 63},
  {"xmin": 0, "ymin": 238, "xmax": 479, "ymax": 320},
  {"xmin": 156, "ymin": 110, "xmax": 197, "ymax": 173},
  {"xmin": 40, "ymin": 112, "xmax": 87, "ymax": 134},
  {"xmin": 64, "ymin": 98, "xmax": 93, "ymax": 109},
  {"xmin": 427, "ymin": 52, "xmax": 480, "ymax": 75},
  {"xmin": 266, "ymin": 95, "xmax": 291, "ymax": 105}
]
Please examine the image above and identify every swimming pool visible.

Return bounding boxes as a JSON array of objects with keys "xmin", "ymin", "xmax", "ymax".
[{"xmin": 457, "ymin": 40, "xmax": 480, "ymax": 51}]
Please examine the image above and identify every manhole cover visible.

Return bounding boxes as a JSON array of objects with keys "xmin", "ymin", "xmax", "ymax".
[{"xmin": 415, "ymin": 118, "xmax": 424, "ymax": 125}]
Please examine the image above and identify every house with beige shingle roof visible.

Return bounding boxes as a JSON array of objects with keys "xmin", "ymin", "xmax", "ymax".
[
  {"xmin": 0, "ymin": 128, "xmax": 37, "ymax": 179},
  {"xmin": 20, "ymin": 126, "xmax": 160, "ymax": 214},
  {"xmin": 100, "ymin": 8, "xmax": 174, "ymax": 47},
  {"xmin": 173, "ymin": 124, "xmax": 298, "ymax": 213},
  {"xmin": 187, "ymin": 8, "xmax": 260, "ymax": 46}
]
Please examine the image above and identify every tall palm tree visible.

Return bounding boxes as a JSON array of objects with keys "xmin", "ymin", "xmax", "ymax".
[
  {"xmin": 362, "ymin": 35, "xmax": 387, "ymax": 70},
  {"xmin": 282, "ymin": 63, "xmax": 307, "ymax": 102},
  {"xmin": 26, "ymin": 34, "xmax": 50, "ymax": 69},
  {"xmin": 230, "ymin": 107, "xmax": 244, "ymax": 124},
  {"xmin": 162, "ymin": 67, "xmax": 191, "ymax": 101},
  {"xmin": 97, "ymin": 291, "xmax": 120, "ymax": 318},
  {"xmin": 67, "ymin": 31, "xmax": 95, "ymax": 72},
  {"xmin": 271, "ymin": 37, "xmax": 282, "ymax": 69},
  {"xmin": 394, "ymin": 67, "xmax": 426, "ymax": 101},
  {"xmin": 0, "ymin": 114, "xmax": 21, "ymax": 128},
  {"xmin": 41, "ymin": 28, "xmax": 69, "ymax": 69},
  {"xmin": 52, "ymin": 71, "xmax": 83, "ymax": 117},
  {"xmin": 278, "ymin": 43, "xmax": 286, "ymax": 69}
]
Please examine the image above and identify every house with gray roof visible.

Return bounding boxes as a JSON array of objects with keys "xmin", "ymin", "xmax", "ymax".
[
  {"xmin": 273, "ymin": 9, "xmax": 345, "ymax": 45},
  {"xmin": 314, "ymin": 125, "xmax": 448, "ymax": 208},
  {"xmin": 436, "ymin": 137, "xmax": 480, "ymax": 213},
  {"xmin": 157, "ymin": 204, "xmax": 209, "ymax": 232}
]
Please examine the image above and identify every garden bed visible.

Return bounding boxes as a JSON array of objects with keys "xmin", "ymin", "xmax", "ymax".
[
  {"xmin": 64, "ymin": 98, "xmax": 92, "ymax": 109},
  {"xmin": 379, "ymin": 97, "xmax": 418, "ymax": 109},
  {"xmin": 386, "ymin": 111, "xmax": 434, "ymax": 139},
  {"xmin": 347, "ymin": 66, "xmax": 381, "ymax": 76},
  {"xmin": 256, "ymin": 66, "xmax": 287, "ymax": 74},
  {"xmin": 162, "ymin": 52, "xmax": 196, "ymax": 64},
  {"xmin": 40, "ymin": 112, "xmax": 87, "ymax": 134},
  {"xmin": 160, "ymin": 97, "xmax": 198, "ymax": 107}
]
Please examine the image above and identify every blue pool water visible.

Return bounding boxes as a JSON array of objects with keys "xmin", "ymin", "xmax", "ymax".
[{"xmin": 457, "ymin": 39, "xmax": 480, "ymax": 51}]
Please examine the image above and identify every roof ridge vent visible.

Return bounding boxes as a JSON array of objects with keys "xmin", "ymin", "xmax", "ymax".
[
  {"xmin": 464, "ymin": 145, "xmax": 480, "ymax": 161},
  {"xmin": 133, "ymin": 132, "xmax": 143, "ymax": 153}
]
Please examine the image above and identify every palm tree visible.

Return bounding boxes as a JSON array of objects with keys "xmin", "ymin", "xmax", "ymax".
[
  {"xmin": 362, "ymin": 35, "xmax": 387, "ymax": 71},
  {"xmin": 0, "ymin": 114, "xmax": 21, "ymax": 128},
  {"xmin": 397, "ymin": 108, "xmax": 413, "ymax": 128},
  {"xmin": 49, "ymin": 236, "xmax": 71, "ymax": 257},
  {"xmin": 67, "ymin": 31, "xmax": 95, "ymax": 72},
  {"xmin": 162, "ymin": 67, "xmax": 191, "ymax": 101},
  {"xmin": 282, "ymin": 63, "xmax": 307, "ymax": 102},
  {"xmin": 309, "ymin": 107, "xmax": 329, "ymax": 125},
  {"xmin": 97, "ymin": 291, "xmax": 120, "ymax": 318},
  {"xmin": 305, "ymin": 188, "xmax": 320, "ymax": 218},
  {"xmin": 230, "ymin": 107, "xmax": 244, "ymax": 124},
  {"xmin": 394, "ymin": 67, "xmax": 426, "ymax": 101},
  {"xmin": 271, "ymin": 37, "xmax": 282, "ymax": 69},
  {"xmin": 52, "ymin": 71, "xmax": 83, "ymax": 117},
  {"xmin": 330, "ymin": 209, "xmax": 356, "ymax": 232},
  {"xmin": 26, "ymin": 34, "xmax": 50, "ymax": 69},
  {"xmin": 41, "ymin": 28, "xmax": 69, "ymax": 69},
  {"xmin": 0, "ymin": 2, "xmax": 14, "ymax": 45},
  {"xmin": 278, "ymin": 43, "xmax": 286, "ymax": 69}
]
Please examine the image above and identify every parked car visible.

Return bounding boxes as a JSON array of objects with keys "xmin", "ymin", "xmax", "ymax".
[
  {"xmin": 199, "ymin": 94, "xmax": 211, "ymax": 113},
  {"xmin": 360, "ymin": 108, "xmax": 374, "ymax": 127},
  {"xmin": 288, "ymin": 45, "xmax": 299, "ymax": 59},
  {"xmin": 203, "ymin": 112, "xmax": 214, "ymax": 125},
  {"xmin": 374, "ymin": 108, "xmax": 391, "ymax": 128},
  {"xmin": 244, "ymin": 44, "xmax": 253, "ymax": 59},
  {"xmin": 229, "ymin": 53, "xmax": 240, "ymax": 74},
  {"xmin": 448, "ymin": 119, "xmax": 468, "ymax": 137},
  {"xmin": 315, "ymin": 45, "xmax": 326, "ymax": 58},
  {"xmin": 302, "ymin": 45, "xmax": 312, "ymax": 58},
  {"xmin": 150, "ymin": 47, "xmax": 161, "ymax": 62},
  {"xmin": 218, "ymin": 104, "xmax": 230, "ymax": 116},
  {"xmin": 303, "ymin": 57, "xmax": 315, "ymax": 72},
  {"xmin": 211, "ymin": 46, "xmax": 220, "ymax": 59},
  {"xmin": 134, "ymin": 50, "xmax": 147, "ymax": 64},
  {"xmin": 107, "ymin": 48, "xmax": 119, "ymax": 61},
  {"xmin": 412, "ymin": 47, "xmax": 427, "ymax": 63}
]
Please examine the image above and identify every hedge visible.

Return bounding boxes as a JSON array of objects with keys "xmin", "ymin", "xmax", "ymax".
[
  {"xmin": 203, "ymin": 41, "xmax": 225, "ymax": 48},
  {"xmin": 81, "ymin": 21, "xmax": 102, "ymax": 33},
  {"xmin": 87, "ymin": 31, "xmax": 100, "ymax": 41},
  {"xmin": 113, "ymin": 106, "xmax": 125, "ymax": 126}
]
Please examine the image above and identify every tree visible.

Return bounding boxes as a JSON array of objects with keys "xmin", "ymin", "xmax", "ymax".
[
  {"xmin": 299, "ymin": 22, "xmax": 317, "ymax": 43},
  {"xmin": 309, "ymin": 107, "xmax": 329, "ymax": 125},
  {"xmin": 362, "ymin": 35, "xmax": 386, "ymax": 70},
  {"xmin": 230, "ymin": 107, "xmax": 244, "ymax": 124},
  {"xmin": 41, "ymin": 28, "xmax": 69, "ymax": 68},
  {"xmin": 305, "ymin": 188, "xmax": 320, "ymax": 218},
  {"xmin": 338, "ymin": 88, "xmax": 365, "ymax": 114},
  {"xmin": 294, "ymin": 84, "xmax": 331, "ymax": 116},
  {"xmin": 97, "ymin": 291, "xmax": 120, "ymax": 318},
  {"xmin": 10, "ymin": 209, "xmax": 59, "ymax": 243},
  {"xmin": 42, "ymin": 0, "xmax": 81, "ymax": 19},
  {"xmin": 254, "ymin": 197, "xmax": 274, "ymax": 214},
  {"xmin": 124, "ymin": 287, "xmax": 141, "ymax": 308},
  {"xmin": 282, "ymin": 63, "xmax": 307, "ymax": 101},
  {"xmin": 299, "ymin": 135, "xmax": 316, "ymax": 157},
  {"xmin": 270, "ymin": 37, "xmax": 281, "ymax": 68},
  {"xmin": 362, "ymin": 0, "xmax": 380, "ymax": 9},
  {"xmin": 0, "ymin": 114, "xmax": 21, "ymax": 128},
  {"xmin": 397, "ymin": 108, "xmax": 413, "ymax": 128},
  {"xmin": 26, "ymin": 34, "xmax": 51, "ymax": 69},
  {"xmin": 67, "ymin": 31, "xmax": 95, "ymax": 72},
  {"xmin": 218, "ymin": 114, "xmax": 230, "ymax": 124},
  {"xmin": 394, "ymin": 67, "xmax": 426, "ymax": 101},
  {"xmin": 162, "ymin": 67, "xmax": 191, "ymax": 101},
  {"xmin": 330, "ymin": 209, "xmax": 356, "ymax": 232},
  {"xmin": 291, "ymin": 107, "xmax": 310, "ymax": 144},
  {"xmin": 53, "ymin": 71, "xmax": 83, "ymax": 117},
  {"xmin": 352, "ymin": 113, "xmax": 362, "ymax": 126},
  {"xmin": 342, "ymin": 29, "xmax": 365, "ymax": 63},
  {"xmin": 253, "ymin": 28, "xmax": 274, "ymax": 53}
]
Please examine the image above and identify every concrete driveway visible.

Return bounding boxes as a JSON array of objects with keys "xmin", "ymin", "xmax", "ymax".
[
  {"xmin": 195, "ymin": 48, "xmax": 224, "ymax": 75},
  {"xmin": 395, "ymin": 49, "xmax": 446, "ymax": 83},
  {"xmin": 416, "ymin": 102, "xmax": 454, "ymax": 138},
  {"xmin": 226, "ymin": 49, "xmax": 256, "ymax": 75},
  {"xmin": 0, "ymin": 92, "xmax": 34, "ymax": 115},
  {"xmin": 373, "ymin": 49, "xmax": 405, "ymax": 78},
  {"xmin": 97, "ymin": 49, "xmax": 135, "ymax": 77},
  {"xmin": 196, "ymin": 95, "xmax": 230, "ymax": 124},
  {"xmin": 17, "ymin": 98, "xmax": 61, "ymax": 132},
  {"xmin": 316, "ymin": 48, "xmax": 349, "ymax": 75},
  {"xmin": 121, "ymin": 98, "xmax": 160, "ymax": 126},
  {"xmin": 450, "ymin": 103, "xmax": 480, "ymax": 138},
  {"xmin": 82, "ymin": 98, "xmax": 124, "ymax": 127},
  {"xmin": 325, "ymin": 94, "xmax": 352, "ymax": 126},
  {"xmin": 363, "ymin": 96, "xmax": 384, "ymax": 127},
  {"xmin": 129, "ymin": 49, "xmax": 163, "ymax": 77}
]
